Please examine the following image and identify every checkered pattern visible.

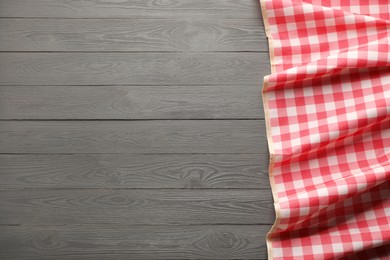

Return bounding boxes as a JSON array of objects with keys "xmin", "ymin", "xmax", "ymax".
[{"xmin": 260, "ymin": 0, "xmax": 390, "ymax": 259}]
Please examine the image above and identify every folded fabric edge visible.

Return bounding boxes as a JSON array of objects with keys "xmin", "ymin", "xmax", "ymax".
[{"xmin": 258, "ymin": 0, "xmax": 279, "ymax": 259}]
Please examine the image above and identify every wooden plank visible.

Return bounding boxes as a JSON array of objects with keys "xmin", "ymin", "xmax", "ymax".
[
  {"xmin": 0, "ymin": 121, "xmax": 267, "ymax": 154},
  {"xmin": 0, "ymin": 53, "xmax": 269, "ymax": 86},
  {"xmin": 0, "ymin": 225, "xmax": 270, "ymax": 259},
  {"xmin": 0, "ymin": 85, "xmax": 263, "ymax": 119},
  {"xmin": 0, "ymin": 189, "xmax": 275, "ymax": 225},
  {"xmin": 0, "ymin": 154, "xmax": 270, "ymax": 189},
  {"xmin": 0, "ymin": 0, "xmax": 262, "ymax": 19},
  {"xmin": 0, "ymin": 19, "xmax": 267, "ymax": 52}
]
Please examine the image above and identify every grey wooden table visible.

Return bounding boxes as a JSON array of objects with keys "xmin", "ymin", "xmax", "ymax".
[{"xmin": 0, "ymin": 1, "xmax": 274, "ymax": 259}]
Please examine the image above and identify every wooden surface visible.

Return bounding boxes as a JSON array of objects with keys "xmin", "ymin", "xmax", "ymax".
[
  {"xmin": 0, "ymin": 0, "xmax": 273, "ymax": 259},
  {"xmin": 0, "ymin": 19, "xmax": 267, "ymax": 52},
  {"xmin": 0, "ymin": 85, "xmax": 264, "ymax": 119},
  {"xmin": 0, "ymin": 53, "xmax": 268, "ymax": 85},
  {"xmin": 0, "ymin": 189, "xmax": 274, "ymax": 225},
  {"xmin": 0, "ymin": 154, "xmax": 270, "ymax": 189},
  {"xmin": 0, "ymin": 121, "xmax": 266, "ymax": 154},
  {"xmin": 0, "ymin": 0, "xmax": 262, "ymax": 19},
  {"xmin": 0, "ymin": 225, "xmax": 271, "ymax": 259}
]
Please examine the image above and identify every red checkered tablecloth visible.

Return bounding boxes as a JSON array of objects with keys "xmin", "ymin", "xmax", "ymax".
[{"xmin": 260, "ymin": 0, "xmax": 390, "ymax": 259}]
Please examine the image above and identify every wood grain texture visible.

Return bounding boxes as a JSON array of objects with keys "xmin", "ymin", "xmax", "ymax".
[
  {"xmin": 0, "ymin": 19, "xmax": 266, "ymax": 52},
  {"xmin": 0, "ymin": 120, "xmax": 267, "ymax": 154},
  {"xmin": 0, "ymin": 53, "xmax": 269, "ymax": 86},
  {"xmin": 0, "ymin": 154, "xmax": 270, "ymax": 189},
  {"xmin": 0, "ymin": 0, "xmax": 273, "ymax": 258},
  {"xmin": 0, "ymin": 0, "xmax": 262, "ymax": 19},
  {"xmin": 0, "ymin": 85, "xmax": 263, "ymax": 119},
  {"xmin": 0, "ymin": 225, "xmax": 270, "ymax": 259},
  {"xmin": 0, "ymin": 189, "xmax": 275, "ymax": 225}
]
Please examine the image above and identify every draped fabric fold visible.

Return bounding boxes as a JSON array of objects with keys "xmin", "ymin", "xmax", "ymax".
[{"xmin": 260, "ymin": 0, "xmax": 390, "ymax": 259}]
